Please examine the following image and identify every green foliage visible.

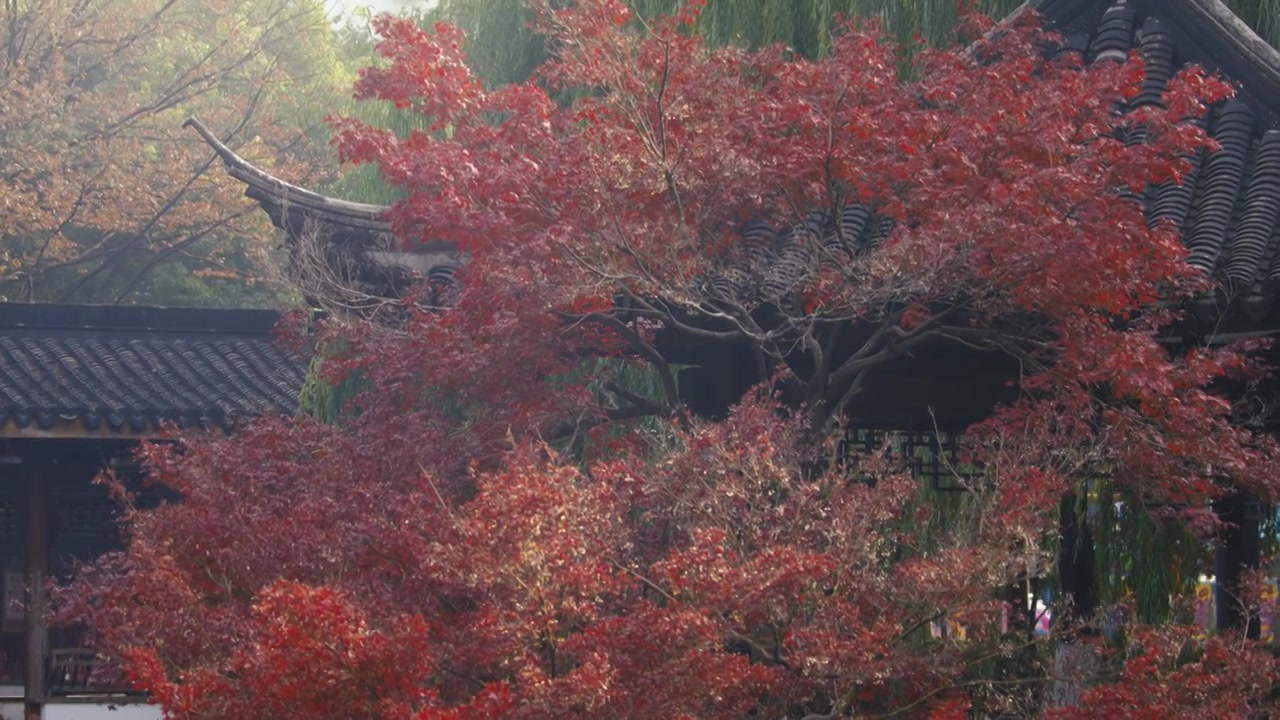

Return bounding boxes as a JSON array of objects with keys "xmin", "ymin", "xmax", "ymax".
[
  {"xmin": 415, "ymin": 0, "xmax": 1033, "ymax": 86},
  {"xmin": 565, "ymin": 356, "xmax": 682, "ymax": 461},
  {"xmin": 431, "ymin": 0, "xmax": 549, "ymax": 89},
  {"xmin": 1088, "ymin": 481, "xmax": 1203, "ymax": 624},
  {"xmin": 1224, "ymin": 0, "xmax": 1280, "ymax": 49},
  {"xmin": 298, "ymin": 339, "xmax": 373, "ymax": 423},
  {"xmin": 630, "ymin": 0, "xmax": 1024, "ymax": 57},
  {"xmin": 325, "ymin": 5, "xmax": 430, "ymax": 205},
  {"xmin": 347, "ymin": 0, "xmax": 1280, "ymax": 93},
  {"xmin": 13, "ymin": 228, "xmax": 300, "ymax": 308}
]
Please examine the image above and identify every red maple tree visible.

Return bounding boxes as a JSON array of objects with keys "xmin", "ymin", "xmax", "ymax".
[{"xmin": 58, "ymin": 2, "xmax": 1280, "ymax": 717}]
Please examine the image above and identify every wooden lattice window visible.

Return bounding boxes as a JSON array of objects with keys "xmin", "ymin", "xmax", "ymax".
[{"xmin": 838, "ymin": 428, "xmax": 981, "ymax": 491}]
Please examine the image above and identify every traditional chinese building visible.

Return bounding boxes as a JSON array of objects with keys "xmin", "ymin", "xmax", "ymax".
[{"xmin": 0, "ymin": 302, "xmax": 306, "ymax": 720}]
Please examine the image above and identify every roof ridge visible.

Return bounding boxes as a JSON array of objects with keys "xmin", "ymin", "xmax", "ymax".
[{"xmin": 0, "ymin": 302, "xmax": 290, "ymax": 335}]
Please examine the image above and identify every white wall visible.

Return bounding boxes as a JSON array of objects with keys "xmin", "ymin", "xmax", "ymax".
[{"xmin": 0, "ymin": 703, "xmax": 161, "ymax": 720}]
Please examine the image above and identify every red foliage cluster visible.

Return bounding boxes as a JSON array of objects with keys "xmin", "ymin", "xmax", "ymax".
[
  {"xmin": 1046, "ymin": 626, "xmax": 1280, "ymax": 719},
  {"xmin": 57, "ymin": 1, "xmax": 1280, "ymax": 717},
  {"xmin": 64, "ymin": 401, "xmax": 1038, "ymax": 718}
]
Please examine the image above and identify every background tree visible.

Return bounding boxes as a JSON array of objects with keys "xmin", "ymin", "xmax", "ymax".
[
  {"xmin": 0, "ymin": 0, "xmax": 350, "ymax": 306},
  {"xmin": 58, "ymin": 1, "xmax": 1280, "ymax": 717}
]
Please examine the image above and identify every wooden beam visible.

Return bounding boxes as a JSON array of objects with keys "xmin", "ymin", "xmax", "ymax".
[
  {"xmin": 0, "ymin": 420, "xmax": 155, "ymax": 441},
  {"xmin": 0, "ymin": 419, "xmax": 238, "ymax": 441}
]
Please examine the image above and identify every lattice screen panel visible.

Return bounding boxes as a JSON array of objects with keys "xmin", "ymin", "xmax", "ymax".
[
  {"xmin": 52, "ymin": 496, "xmax": 123, "ymax": 581},
  {"xmin": 838, "ymin": 428, "xmax": 982, "ymax": 491}
]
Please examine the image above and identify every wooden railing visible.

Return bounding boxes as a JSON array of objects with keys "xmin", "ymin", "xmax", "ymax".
[{"xmin": 46, "ymin": 648, "xmax": 141, "ymax": 698}]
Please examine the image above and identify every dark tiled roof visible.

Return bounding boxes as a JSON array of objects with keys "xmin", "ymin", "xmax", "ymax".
[
  {"xmin": 0, "ymin": 303, "xmax": 308, "ymax": 436},
  {"xmin": 1037, "ymin": 0, "xmax": 1280, "ymax": 325}
]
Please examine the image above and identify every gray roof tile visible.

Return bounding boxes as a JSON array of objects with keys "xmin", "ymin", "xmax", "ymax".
[{"xmin": 0, "ymin": 303, "xmax": 308, "ymax": 434}]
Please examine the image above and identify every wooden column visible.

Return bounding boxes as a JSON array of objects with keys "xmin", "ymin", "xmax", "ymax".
[
  {"xmin": 1215, "ymin": 493, "xmax": 1262, "ymax": 637},
  {"xmin": 1057, "ymin": 490, "xmax": 1097, "ymax": 622},
  {"xmin": 23, "ymin": 467, "xmax": 46, "ymax": 720}
]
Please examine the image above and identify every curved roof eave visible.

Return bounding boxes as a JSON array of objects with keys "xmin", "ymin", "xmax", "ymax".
[{"xmin": 185, "ymin": 116, "xmax": 394, "ymax": 237}]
